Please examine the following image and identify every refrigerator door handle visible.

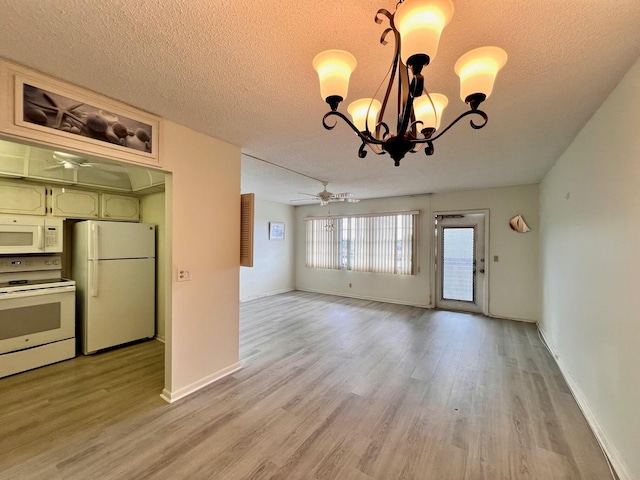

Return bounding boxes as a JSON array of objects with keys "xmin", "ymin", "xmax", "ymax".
[
  {"xmin": 89, "ymin": 222, "xmax": 99, "ymax": 260},
  {"xmin": 89, "ymin": 261, "xmax": 98, "ymax": 297}
]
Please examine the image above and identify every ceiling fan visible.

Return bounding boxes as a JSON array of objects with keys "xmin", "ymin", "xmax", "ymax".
[
  {"xmin": 45, "ymin": 151, "xmax": 128, "ymax": 179},
  {"xmin": 292, "ymin": 181, "xmax": 360, "ymax": 206}
]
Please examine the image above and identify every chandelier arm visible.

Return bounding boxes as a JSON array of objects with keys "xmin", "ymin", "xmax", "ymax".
[
  {"xmin": 322, "ymin": 111, "xmax": 385, "ymax": 145},
  {"xmin": 397, "ymin": 74, "xmax": 423, "ymax": 140},
  {"xmin": 375, "ymin": 9, "xmax": 394, "ymax": 25},
  {"xmin": 426, "ymin": 109, "xmax": 488, "ymax": 143},
  {"xmin": 378, "ymin": 121, "xmax": 390, "ymax": 140},
  {"xmin": 397, "ymin": 63, "xmax": 408, "ymax": 130},
  {"xmin": 375, "ymin": 15, "xmax": 401, "ymax": 135},
  {"xmin": 469, "ymin": 111, "xmax": 489, "ymax": 129},
  {"xmin": 380, "ymin": 27, "xmax": 394, "ymax": 46},
  {"xmin": 424, "ymin": 141, "xmax": 434, "ymax": 156},
  {"xmin": 358, "ymin": 142, "xmax": 368, "ymax": 159}
]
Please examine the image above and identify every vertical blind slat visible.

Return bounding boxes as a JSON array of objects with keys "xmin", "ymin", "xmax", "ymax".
[{"xmin": 305, "ymin": 213, "xmax": 417, "ymax": 275}]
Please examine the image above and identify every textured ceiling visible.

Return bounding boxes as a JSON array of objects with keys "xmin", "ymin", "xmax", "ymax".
[{"xmin": 1, "ymin": 0, "xmax": 639, "ymax": 204}]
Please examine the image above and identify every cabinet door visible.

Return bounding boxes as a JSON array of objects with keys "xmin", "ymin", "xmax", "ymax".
[
  {"xmin": 0, "ymin": 180, "xmax": 47, "ymax": 215},
  {"xmin": 101, "ymin": 193, "xmax": 140, "ymax": 221},
  {"xmin": 50, "ymin": 187, "xmax": 100, "ymax": 219}
]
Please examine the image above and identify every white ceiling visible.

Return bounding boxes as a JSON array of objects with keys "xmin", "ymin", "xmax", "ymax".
[{"xmin": 1, "ymin": 0, "xmax": 639, "ymax": 204}]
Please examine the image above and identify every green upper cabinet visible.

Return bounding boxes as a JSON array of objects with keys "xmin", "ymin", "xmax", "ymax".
[
  {"xmin": 0, "ymin": 179, "xmax": 47, "ymax": 215},
  {"xmin": 49, "ymin": 187, "xmax": 100, "ymax": 219}
]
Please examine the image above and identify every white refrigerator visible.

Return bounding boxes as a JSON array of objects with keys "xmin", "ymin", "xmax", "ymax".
[{"xmin": 73, "ymin": 220, "xmax": 155, "ymax": 355}]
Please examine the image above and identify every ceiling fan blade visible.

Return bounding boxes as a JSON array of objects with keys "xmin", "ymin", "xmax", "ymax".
[{"xmin": 82, "ymin": 163, "xmax": 128, "ymax": 172}]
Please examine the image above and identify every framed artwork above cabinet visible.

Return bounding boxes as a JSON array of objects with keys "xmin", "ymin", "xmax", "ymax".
[{"xmin": 0, "ymin": 59, "xmax": 162, "ymax": 169}]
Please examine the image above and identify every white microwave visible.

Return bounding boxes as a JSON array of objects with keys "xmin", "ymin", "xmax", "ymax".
[{"xmin": 0, "ymin": 216, "xmax": 63, "ymax": 254}]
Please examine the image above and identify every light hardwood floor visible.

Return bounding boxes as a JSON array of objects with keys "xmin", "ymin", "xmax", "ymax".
[{"xmin": 0, "ymin": 292, "xmax": 613, "ymax": 479}]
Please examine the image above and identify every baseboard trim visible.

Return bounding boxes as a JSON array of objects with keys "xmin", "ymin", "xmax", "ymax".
[
  {"xmin": 537, "ymin": 325, "xmax": 630, "ymax": 480},
  {"xmin": 160, "ymin": 362, "xmax": 242, "ymax": 404},
  {"xmin": 295, "ymin": 287, "xmax": 432, "ymax": 309},
  {"xmin": 240, "ymin": 288, "xmax": 295, "ymax": 303},
  {"xmin": 487, "ymin": 312, "xmax": 537, "ymax": 323},
  {"xmin": 154, "ymin": 335, "xmax": 165, "ymax": 344}
]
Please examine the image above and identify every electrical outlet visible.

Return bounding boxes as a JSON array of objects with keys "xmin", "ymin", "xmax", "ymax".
[
  {"xmin": 349, "ymin": 283, "xmax": 352, "ymax": 288},
  {"xmin": 177, "ymin": 268, "xmax": 191, "ymax": 282},
  {"xmin": 493, "ymin": 255, "xmax": 499, "ymax": 262}
]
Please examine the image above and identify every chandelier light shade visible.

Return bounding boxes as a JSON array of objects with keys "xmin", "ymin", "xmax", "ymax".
[
  {"xmin": 394, "ymin": 0, "xmax": 454, "ymax": 68},
  {"xmin": 455, "ymin": 46, "xmax": 508, "ymax": 101},
  {"xmin": 314, "ymin": 0, "xmax": 507, "ymax": 166},
  {"xmin": 313, "ymin": 50, "xmax": 357, "ymax": 109},
  {"xmin": 347, "ymin": 98, "xmax": 382, "ymax": 132},
  {"xmin": 413, "ymin": 93, "xmax": 448, "ymax": 131}
]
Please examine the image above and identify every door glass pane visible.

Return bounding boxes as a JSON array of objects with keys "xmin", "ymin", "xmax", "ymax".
[{"xmin": 442, "ymin": 227, "xmax": 474, "ymax": 302}]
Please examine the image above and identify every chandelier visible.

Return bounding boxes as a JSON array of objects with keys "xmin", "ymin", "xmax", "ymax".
[
  {"xmin": 313, "ymin": 0, "xmax": 507, "ymax": 166},
  {"xmin": 325, "ymin": 211, "xmax": 335, "ymax": 232}
]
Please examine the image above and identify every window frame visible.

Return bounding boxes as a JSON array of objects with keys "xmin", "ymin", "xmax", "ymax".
[{"xmin": 304, "ymin": 210, "xmax": 419, "ymax": 275}]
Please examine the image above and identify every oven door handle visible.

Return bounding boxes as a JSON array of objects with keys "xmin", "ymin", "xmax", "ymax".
[
  {"xmin": 89, "ymin": 261, "xmax": 98, "ymax": 297},
  {"xmin": 0, "ymin": 286, "xmax": 76, "ymax": 299}
]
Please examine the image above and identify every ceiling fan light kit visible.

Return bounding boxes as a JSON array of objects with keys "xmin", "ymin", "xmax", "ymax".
[{"xmin": 313, "ymin": 0, "xmax": 507, "ymax": 166}]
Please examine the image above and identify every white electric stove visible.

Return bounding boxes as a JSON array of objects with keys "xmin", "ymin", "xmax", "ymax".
[{"xmin": 0, "ymin": 256, "xmax": 76, "ymax": 378}]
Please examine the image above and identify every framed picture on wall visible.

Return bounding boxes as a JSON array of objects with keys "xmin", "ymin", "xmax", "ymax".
[
  {"xmin": 0, "ymin": 60, "xmax": 162, "ymax": 167},
  {"xmin": 17, "ymin": 79, "xmax": 157, "ymax": 158},
  {"xmin": 269, "ymin": 222, "xmax": 285, "ymax": 240}
]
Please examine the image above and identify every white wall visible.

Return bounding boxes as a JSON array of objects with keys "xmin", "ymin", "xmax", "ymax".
[
  {"xmin": 539, "ymin": 58, "xmax": 640, "ymax": 480},
  {"xmin": 295, "ymin": 186, "xmax": 539, "ymax": 321},
  {"xmin": 161, "ymin": 121, "xmax": 241, "ymax": 402},
  {"xmin": 240, "ymin": 199, "xmax": 295, "ymax": 302},
  {"xmin": 432, "ymin": 185, "xmax": 540, "ymax": 321},
  {"xmin": 296, "ymin": 195, "xmax": 432, "ymax": 307},
  {"xmin": 141, "ymin": 190, "xmax": 166, "ymax": 341}
]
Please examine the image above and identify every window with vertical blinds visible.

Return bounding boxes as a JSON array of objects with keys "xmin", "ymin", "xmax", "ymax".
[{"xmin": 305, "ymin": 211, "xmax": 418, "ymax": 275}]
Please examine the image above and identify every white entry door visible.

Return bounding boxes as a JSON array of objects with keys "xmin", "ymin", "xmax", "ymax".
[{"xmin": 435, "ymin": 213, "xmax": 486, "ymax": 314}]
